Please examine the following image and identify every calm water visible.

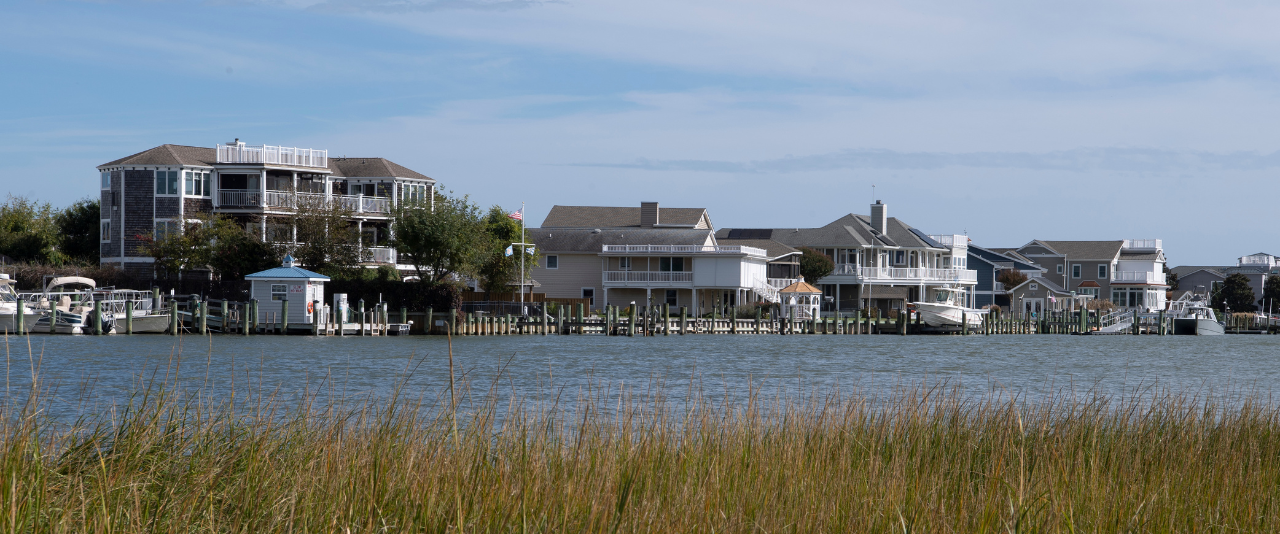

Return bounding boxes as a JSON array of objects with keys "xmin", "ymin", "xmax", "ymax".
[{"xmin": 5, "ymin": 333, "xmax": 1280, "ymax": 420}]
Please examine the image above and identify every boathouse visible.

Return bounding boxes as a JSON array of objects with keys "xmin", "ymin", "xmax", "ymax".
[{"xmin": 245, "ymin": 255, "xmax": 329, "ymax": 324}]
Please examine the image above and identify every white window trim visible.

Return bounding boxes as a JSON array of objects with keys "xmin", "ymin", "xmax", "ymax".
[
  {"xmin": 545, "ymin": 255, "xmax": 559, "ymax": 269},
  {"xmin": 1071, "ymin": 264, "xmax": 1081, "ymax": 279},
  {"xmin": 619, "ymin": 257, "xmax": 631, "ymax": 271},
  {"xmin": 1056, "ymin": 264, "xmax": 1064, "ymax": 274},
  {"xmin": 1098, "ymin": 264, "xmax": 1108, "ymax": 279},
  {"xmin": 155, "ymin": 169, "xmax": 181, "ymax": 196},
  {"xmin": 100, "ymin": 220, "xmax": 112, "ymax": 242}
]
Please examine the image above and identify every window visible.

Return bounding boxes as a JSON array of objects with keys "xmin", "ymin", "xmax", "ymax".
[
  {"xmin": 895, "ymin": 251, "xmax": 905, "ymax": 265},
  {"xmin": 100, "ymin": 171, "xmax": 111, "ymax": 189},
  {"xmin": 155, "ymin": 170, "xmax": 179, "ymax": 195},
  {"xmin": 1056, "ymin": 264, "xmax": 1064, "ymax": 274},
  {"xmin": 582, "ymin": 288, "xmax": 594, "ymax": 306},
  {"xmin": 1098, "ymin": 264, "xmax": 1108, "ymax": 279},
  {"xmin": 619, "ymin": 257, "xmax": 631, "ymax": 271},
  {"xmin": 665, "ymin": 289, "xmax": 678, "ymax": 307},
  {"xmin": 100, "ymin": 220, "xmax": 111, "ymax": 242},
  {"xmin": 1071, "ymin": 264, "xmax": 1081, "ymax": 279},
  {"xmin": 659, "ymin": 257, "xmax": 685, "ymax": 272},
  {"xmin": 545, "ymin": 255, "xmax": 558, "ymax": 269},
  {"xmin": 270, "ymin": 284, "xmax": 287, "ymax": 301},
  {"xmin": 154, "ymin": 220, "xmax": 179, "ymax": 240},
  {"xmin": 184, "ymin": 171, "xmax": 211, "ymax": 196}
]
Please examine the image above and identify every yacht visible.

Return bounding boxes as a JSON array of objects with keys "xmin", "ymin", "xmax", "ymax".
[
  {"xmin": 912, "ymin": 286, "xmax": 987, "ymax": 328},
  {"xmin": 0, "ymin": 275, "xmax": 42, "ymax": 333},
  {"xmin": 1169, "ymin": 292, "xmax": 1224, "ymax": 336}
]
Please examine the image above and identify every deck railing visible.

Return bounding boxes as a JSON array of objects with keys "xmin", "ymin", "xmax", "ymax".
[
  {"xmin": 1121, "ymin": 239, "xmax": 1162, "ymax": 250},
  {"xmin": 218, "ymin": 189, "xmax": 262, "ymax": 207},
  {"xmin": 369, "ymin": 247, "xmax": 396, "ymax": 264},
  {"xmin": 216, "ymin": 143, "xmax": 328, "ymax": 168},
  {"xmin": 926, "ymin": 234, "xmax": 967, "ymax": 248},
  {"xmin": 830, "ymin": 264, "xmax": 978, "ymax": 282},
  {"xmin": 1112, "ymin": 271, "xmax": 1167, "ymax": 284},
  {"xmin": 767, "ymin": 278, "xmax": 797, "ymax": 289},
  {"xmin": 603, "ymin": 271, "xmax": 694, "ymax": 284},
  {"xmin": 601, "ymin": 244, "xmax": 766, "ymax": 256},
  {"xmin": 264, "ymin": 190, "xmax": 294, "ymax": 208}
]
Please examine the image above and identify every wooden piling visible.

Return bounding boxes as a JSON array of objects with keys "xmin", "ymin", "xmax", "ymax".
[
  {"xmin": 14, "ymin": 299, "xmax": 23, "ymax": 335},
  {"xmin": 170, "ymin": 303, "xmax": 179, "ymax": 336}
]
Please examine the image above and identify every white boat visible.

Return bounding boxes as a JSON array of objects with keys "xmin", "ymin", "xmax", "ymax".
[
  {"xmin": 1169, "ymin": 292, "xmax": 1224, "ymax": 336},
  {"xmin": 912, "ymin": 286, "xmax": 987, "ymax": 328},
  {"xmin": 24, "ymin": 277, "xmax": 108, "ymax": 334},
  {"xmin": 99, "ymin": 289, "xmax": 170, "ymax": 333},
  {"xmin": 0, "ymin": 275, "xmax": 42, "ymax": 334}
]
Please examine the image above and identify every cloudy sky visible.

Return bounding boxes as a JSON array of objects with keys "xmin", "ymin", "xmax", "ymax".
[{"xmin": 2, "ymin": 0, "xmax": 1277, "ymax": 264}]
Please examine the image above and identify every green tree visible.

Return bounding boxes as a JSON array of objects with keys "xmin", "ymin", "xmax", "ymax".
[
  {"xmin": 1214, "ymin": 273, "xmax": 1256, "ymax": 312},
  {"xmin": 996, "ymin": 269, "xmax": 1028, "ymax": 288},
  {"xmin": 798, "ymin": 247, "xmax": 834, "ymax": 284},
  {"xmin": 286, "ymin": 194, "xmax": 366, "ymax": 278},
  {"xmin": 391, "ymin": 192, "xmax": 486, "ymax": 285},
  {"xmin": 207, "ymin": 216, "xmax": 281, "ymax": 280},
  {"xmin": 55, "ymin": 198, "xmax": 101, "ymax": 265},
  {"xmin": 1260, "ymin": 274, "xmax": 1280, "ymax": 312},
  {"xmin": 0, "ymin": 195, "xmax": 65, "ymax": 264},
  {"xmin": 1163, "ymin": 265, "xmax": 1179, "ymax": 291},
  {"xmin": 475, "ymin": 206, "xmax": 536, "ymax": 297}
]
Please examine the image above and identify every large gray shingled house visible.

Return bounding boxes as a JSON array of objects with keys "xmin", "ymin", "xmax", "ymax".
[{"xmin": 97, "ymin": 140, "xmax": 435, "ymax": 277}]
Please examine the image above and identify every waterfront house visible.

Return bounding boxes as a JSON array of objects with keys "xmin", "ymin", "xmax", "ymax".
[
  {"xmin": 1224, "ymin": 253, "xmax": 1280, "ymax": 309},
  {"xmin": 967, "ymin": 245, "xmax": 1044, "ymax": 309},
  {"xmin": 97, "ymin": 141, "xmax": 435, "ymax": 276},
  {"xmin": 528, "ymin": 202, "xmax": 786, "ymax": 314},
  {"xmin": 1168, "ymin": 266, "xmax": 1226, "ymax": 301},
  {"xmin": 718, "ymin": 201, "xmax": 978, "ymax": 316},
  {"xmin": 1005, "ymin": 276, "xmax": 1074, "ymax": 316},
  {"xmin": 1004, "ymin": 239, "xmax": 1169, "ymax": 311}
]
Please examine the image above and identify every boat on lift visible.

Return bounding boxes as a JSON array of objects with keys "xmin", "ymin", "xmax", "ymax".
[{"xmin": 911, "ymin": 286, "xmax": 987, "ymax": 328}]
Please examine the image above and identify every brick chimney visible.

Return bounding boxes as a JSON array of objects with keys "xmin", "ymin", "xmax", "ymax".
[
  {"xmin": 640, "ymin": 201, "xmax": 659, "ymax": 228},
  {"xmin": 871, "ymin": 200, "xmax": 886, "ymax": 234}
]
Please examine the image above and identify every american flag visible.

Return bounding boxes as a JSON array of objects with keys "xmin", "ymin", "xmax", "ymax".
[{"xmin": 507, "ymin": 209, "xmax": 523, "ymax": 221}]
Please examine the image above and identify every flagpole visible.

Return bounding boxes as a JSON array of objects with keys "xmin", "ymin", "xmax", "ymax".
[{"xmin": 520, "ymin": 202, "xmax": 526, "ymax": 313}]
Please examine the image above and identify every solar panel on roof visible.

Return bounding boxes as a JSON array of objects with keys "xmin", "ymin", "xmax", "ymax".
[{"xmin": 727, "ymin": 229, "xmax": 772, "ymax": 239}]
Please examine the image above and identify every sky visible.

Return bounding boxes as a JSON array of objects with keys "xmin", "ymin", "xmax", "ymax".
[{"xmin": 2, "ymin": 0, "xmax": 1278, "ymax": 265}]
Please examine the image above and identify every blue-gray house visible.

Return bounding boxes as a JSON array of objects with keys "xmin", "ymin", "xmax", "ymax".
[{"xmin": 968, "ymin": 245, "xmax": 1043, "ymax": 308}]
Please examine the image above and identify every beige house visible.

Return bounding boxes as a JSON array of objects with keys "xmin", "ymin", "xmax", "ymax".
[{"xmin": 528, "ymin": 202, "xmax": 797, "ymax": 314}]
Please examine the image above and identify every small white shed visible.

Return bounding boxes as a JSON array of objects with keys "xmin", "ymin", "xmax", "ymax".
[{"xmin": 245, "ymin": 255, "xmax": 330, "ymax": 325}]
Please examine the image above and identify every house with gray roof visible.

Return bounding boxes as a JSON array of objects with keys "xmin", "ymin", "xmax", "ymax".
[
  {"xmin": 97, "ymin": 140, "xmax": 435, "ymax": 276},
  {"xmin": 1224, "ymin": 253, "xmax": 1280, "ymax": 310},
  {"xmin": 528, "ymin": 202, "xmax": 787, "ymax": 314},
  {"xmin": 1168, "ymin": 265, "xmax": 1226, "ymax": 301},
  {"xmin": 717, "ymin": 201, "xmax": 978, "ymax": 316},
  {"xmin": 967, "ymin": 245, "xmax": 1044, "ymax": 309},
  {"xmin": 1010, "ymin": 238, "xmax": 1169, "ymax": 311}
]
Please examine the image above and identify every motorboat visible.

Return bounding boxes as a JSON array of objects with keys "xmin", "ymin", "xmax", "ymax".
[
  {"xmin": 912, "ymin": 286, "xmax": 986, "ymax": 328},
  {"xmin": 0, "ymin": 275, "xmax": 42, "ymax": 333},
  {"xmin": 1168, "ymin": 292, "xmax": 1224, "ymax": 336},
  {"xmin": 25, "ymin": 276, "xmax": 109, "ymax": 334},
  {"xmin": 99, "ymin": 289, "xmax": 170, "ymax": 333}
]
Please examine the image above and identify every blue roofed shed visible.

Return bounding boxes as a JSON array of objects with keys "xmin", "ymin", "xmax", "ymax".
[{"xmin": 245, "ymin": 255, "xmax": 329, "ymax": 324}]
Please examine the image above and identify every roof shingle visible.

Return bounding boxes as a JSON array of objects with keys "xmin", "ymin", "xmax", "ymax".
[{"xmin": 540, "ymin": 206, "xmax": 709, "ymax": 229}]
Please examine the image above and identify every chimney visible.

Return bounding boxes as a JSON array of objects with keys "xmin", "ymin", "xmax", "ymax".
[
  {"xmin": 871, "ymin": 200, "xmax": 886, "ymax": 234},
  {"xmin": 640, "ymin": 201, "xmax": 659, "ymax": 228}
]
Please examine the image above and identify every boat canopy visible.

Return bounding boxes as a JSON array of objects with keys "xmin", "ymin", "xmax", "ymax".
[{"xmin": 45, "ymin": 276, "xmax": 96, "ymax": 292}]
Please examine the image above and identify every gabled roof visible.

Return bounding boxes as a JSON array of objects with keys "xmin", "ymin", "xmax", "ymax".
[
  {"xmin": 328, "ymin": 158, "xmax": 433, "ymax": 181},
  {"xmin": 1009, "ymin": 276, "xmax": 1071, "ymax": 295},
  {"xmin": 1078, "ymin": 280, "xmax": 1102, "ymax": 288},
  {"xmin": 1170, "ymin": 265, "xmax": 1227, "ymax": 278},
  {"xmin": 541, "ymin": 206, "xmax": 710, "ymax": 229},
  {"xmin": 969, "ymin": 245, "xmax": 1042, "ymax": 271},
  {"xmin": 1031, "ymin": 240, "xmax": 1124, "ymax": 261},
  {"xmin": 712, "ymin": 237, "xmax": 800, "ymax": 261},
  {"xmin": 726, "ymin": 213, "xmax": 946, "ymax": 251},
  {"xmin": 529, "ymin": 228, "xmax": 714, "ymax": 253},
  {"xmin": 99, "ymin": 144, "xmax": 216, "ymax": 168},
  {"xmin": 780, "ymin": 278, "xmax": 822, "ymax": 293}
]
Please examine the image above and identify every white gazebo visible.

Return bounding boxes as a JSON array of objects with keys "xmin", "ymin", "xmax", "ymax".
[
  {"xmin": 779, "ymin": 276, "xmax": 822, "ymax": 320},
  {"xmin": 245, "ymin": 255, "xmax": 330, "ymax": 325}
]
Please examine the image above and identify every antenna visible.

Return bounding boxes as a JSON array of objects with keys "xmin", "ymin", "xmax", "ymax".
[{"xmin": 871, "ymin": 184, "xmax": 875, "ymax": 204}]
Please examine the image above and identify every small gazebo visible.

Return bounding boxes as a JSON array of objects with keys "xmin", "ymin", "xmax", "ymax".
[
  {"xmin": 245, "ymin": 255, "xmax": 330, "ymax": 325},
  {"xmin": 779, "ymin": 276, "xmax": 822, "ymax": 319}
]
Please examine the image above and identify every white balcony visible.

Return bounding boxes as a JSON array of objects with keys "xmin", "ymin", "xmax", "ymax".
[
  {"xmin": 1239, "ymin": 254, "xmax": 1278, "ymax": 268},
  {"xmin": 828, "ymin": 264, "xmax": 978, "ymax": 283},
  {"xmin": 1111, "ymin": 271, "xmax": 1167, "ymax": 285},
  {"xmin": 219, "ymin": 189, "xmax": 261, "ymax": 207},
  {"xmin": 926, "ymin": 234, "xmax": 968, "ymax": 249},
  {"xmin": 1121, "ymin": 239, "xmax": 1162, "ymax": 251},
  {"xmin": 369, "ymin": 247, "xmax": 396, "ymax": 264},
  {"xmin": 767, "ymin": 278, "xmax": 797, "ymax": 289},
  {"xmin": 216, "ymin": 143, "xmax": 328, "ymax": 169},
  {"xmin": 993, "ymin": 281, "xmax": 1006, "ymax": 292},
  {"xmin": 603, "ymin": 271, "xmax": 694, "ymax": 285},
  {"xmin": 601, "ymin": 244, "xmax": 767, "ymax": 257}
]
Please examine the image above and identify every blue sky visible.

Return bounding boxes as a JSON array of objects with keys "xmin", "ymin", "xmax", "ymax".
[{"xmin": 2, "ymin": 0, "xmax": 1279, "ymax": 264}]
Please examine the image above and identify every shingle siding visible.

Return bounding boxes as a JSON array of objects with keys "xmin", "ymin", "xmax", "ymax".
[
  {"xmin": 184, "ymin": 198, "xmax": 212, "ymax": 215},
  {"xmin": 155, "ymin": 197, "xmax": 180, "ymax": 220},
  {"xmin": 123, "ymin": 170, "xmax": 154, "ymax": 257}
]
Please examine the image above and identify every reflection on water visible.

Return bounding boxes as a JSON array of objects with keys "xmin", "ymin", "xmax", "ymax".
[{"xmin": 5, "ymin": 333, "xmax": 1279, "ymax": 421}]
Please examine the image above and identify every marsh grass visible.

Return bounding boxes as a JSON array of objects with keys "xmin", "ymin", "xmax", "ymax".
[{"xmin": 3, "ymin": 343, "xmax": 1280, "ymax": 532}]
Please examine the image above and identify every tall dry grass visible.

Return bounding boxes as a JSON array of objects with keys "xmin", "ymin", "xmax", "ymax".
[{"xmin": 2, "ymin": 350, "xmax": 1279, "ymax": 532}]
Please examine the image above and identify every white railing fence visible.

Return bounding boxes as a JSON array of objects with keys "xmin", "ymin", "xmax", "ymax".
[
  {"xmin": 830, "ymin": 264, "xmax": 978, "ymax": 282},
  {"xmin": 1121, "ymin": 239, "xmax": 1162, "ymax": 250},
  {"xmin": 369, "ymin": 247, "xmax": 396, "ymax": 264},
  {"xmin": 218, "ymin": 189, "xmax": 261, "ymax": 207},
  {"xmin": 603, "ymin": 271, "xmax": 694, "ymax": 283},
  {"xmin": 216, "ymin": 143, "xmax": 328, "ymax": 169},
  {"xmin": 767, "ymin": 278, "xmax": 797, "ymax": 289},
  {"xmin": 1111, "ymin": 271, "xmax": 1167, "ymax": 284},
  {"xmin": 602, "ymin": 244, "xmax": 767, "ymax": 257}
]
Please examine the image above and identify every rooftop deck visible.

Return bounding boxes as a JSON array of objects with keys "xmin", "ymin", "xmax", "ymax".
[{"xmin": 216, "ymin": 143, "xmax": 328, "ymax": 169}]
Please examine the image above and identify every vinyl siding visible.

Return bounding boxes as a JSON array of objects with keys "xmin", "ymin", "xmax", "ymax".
[{"xmin": 533, "ymin": 253, "xmax": 602, "ymax": 299}]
